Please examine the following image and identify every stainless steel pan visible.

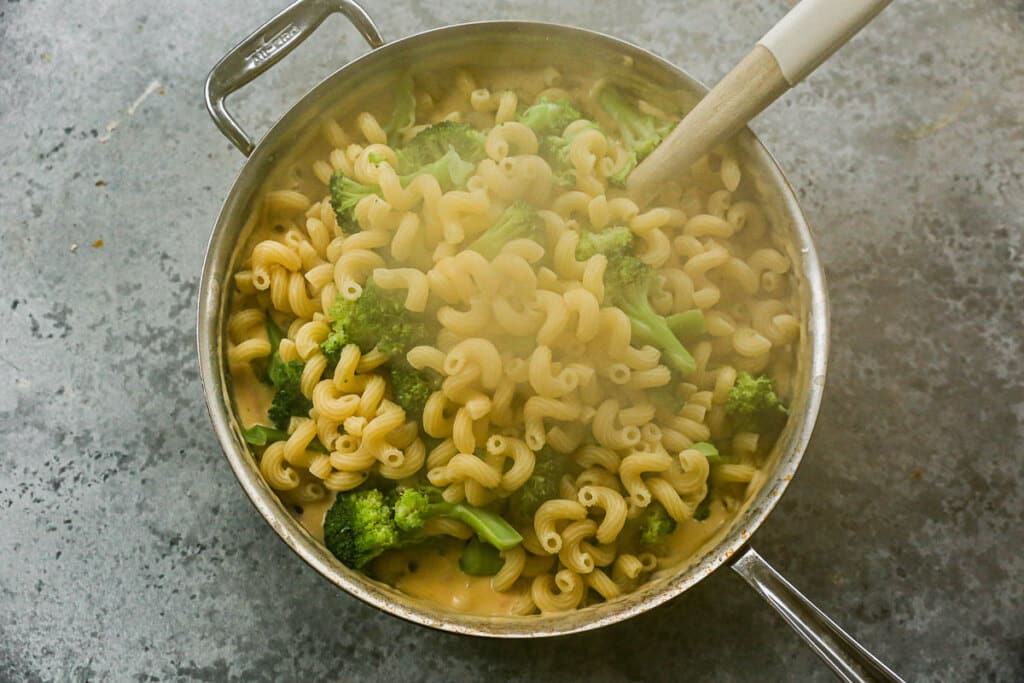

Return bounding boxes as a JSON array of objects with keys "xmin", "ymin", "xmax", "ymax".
[{"xmin": 198, "ymin": 1, "xmax": 902, "ymax": 679}]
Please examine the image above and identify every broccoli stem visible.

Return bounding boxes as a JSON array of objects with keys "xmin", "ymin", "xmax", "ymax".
[
  {"xmin": 617, "ymin": 284, "xmax": 696, "ymax": 375},
  {"xmin": 666, "ymin": 309, "xmax": 705, "ymax": 339},
  {"xmin": 427, "ymin": 502, "xmax": 523, "ymax": 551},
  {"xmin": 383, "ymin": 74, "xmax": 416, "ymax": 144},
  {"xmin": 242, "ymin": 425, "xmax": 328, "ymax": 453},
  {"xmin": 458, "ymin": 537, "xmax": 505, "ymax": 576},
  {"xmin": 265, "ymin": 315, "xmax": 285, "ymax": 354},
  {"xmin": 467, "ymin": 200, "xmax": 539, "ymax": 260}
]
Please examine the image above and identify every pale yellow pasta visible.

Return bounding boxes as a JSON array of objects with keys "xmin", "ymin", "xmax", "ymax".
[
  {"xmin": 612, "ymin": 554, "xmax": 645, "ymax": 584},
  {"xmin": 592, "ymin": 399, "xmax": 642, "ymax": 449},
  {"xmin": 534, "ymin": 499, "xmax": 587, "ymax": 554},
  {"xmin": 312, "ymin": 380, "xmax": 360, "ymax": 422},
  {"xmin": 559, "ymin": 519, "xmax": 598, "ymax": 573},
  {"xmin": 491, "ymin": 545, "xmax": 527, "ymax": 592},
  {"xmin": 485, "ymin": 122, "xmax": 538, "ymax": 160},
  {"xmin": 531, "ymin": 570, "xmax": 585, "ymax": 613},
  {"xmin": 429, "ymin": 453, "xmax": 501, "ymax": 488},
  {"xmin": 583, "ymin": 568, "xmax": 621, "ymax": 600},
  {"xmin": 501, "ymin": 438, "xmax": 536, "ymax": 492},
  {"xmin": 576, "ymin": 467, "xmax": 620, "ymax": 492},
  {"xmin": 445, "ymin": 338, "xmax": 503, "ymax": 389},
  {"xmin": 372, "ymin": 267, "xmax": 430, "ymax": 312},
  {"xmin": 619, "ymin": 449, "xmax": 674, "ymax": 507},
  {"xmin": 647, "ymin": 477, "xmax": 688, "ymax": 522},
  {"xmin": 577, "ymin": 486, "xmax": 628, "ymax": 544},
  {"xmin": 320, "ymin": 469, "xmax": 368, "ymax": 492},
  {"xmin": 733, "ymin": 327, "xmax": 773, "ymax": 357},
  {"xmin": 228, "ymin": 338, "xmax": 271, "ymax": 366},
  {"xmin": 260, "ymin": 442, "xmax": 299, "ymax": 491},
  {"xmin": 574, "ymin": 444, "xmax": 620, "ymax": 473},
  {"xmin": 523, "ymin": 395, "xmax": 581, "ymax": 450}
]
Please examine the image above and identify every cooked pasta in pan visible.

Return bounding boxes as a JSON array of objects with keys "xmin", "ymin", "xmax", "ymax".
[{"xmin": 227, "ymin": 66, "xmax": 797, "ymax": 615}]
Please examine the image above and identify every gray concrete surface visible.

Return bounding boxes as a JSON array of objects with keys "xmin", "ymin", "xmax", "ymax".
[{"xmin": 1, "ymin": 0, "xmax": 1022, "ymax": 680}]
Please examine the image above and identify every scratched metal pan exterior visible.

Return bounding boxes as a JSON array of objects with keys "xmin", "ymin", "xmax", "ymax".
[{"xmin": 198, "ymin": 1, "xmax": 829, "ymax": 640}]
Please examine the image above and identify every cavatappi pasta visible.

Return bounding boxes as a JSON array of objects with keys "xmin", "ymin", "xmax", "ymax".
[{"xmin": 228, "ymin": 66, "xmax": 798, "ymax": 616}]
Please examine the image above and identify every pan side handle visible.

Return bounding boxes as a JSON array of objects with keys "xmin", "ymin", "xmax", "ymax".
[
  {"xmin": 204, "ymin": 0, "xmax": 384, "ymax": 156},
  {"xmin": 732, "ymin": 547, "xmax": 905, "ymax": 683}
]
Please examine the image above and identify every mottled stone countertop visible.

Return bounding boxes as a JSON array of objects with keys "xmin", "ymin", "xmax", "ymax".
[{"xmin": 1, "ymin": 0, "xmax": 1021, "ymax": 680}]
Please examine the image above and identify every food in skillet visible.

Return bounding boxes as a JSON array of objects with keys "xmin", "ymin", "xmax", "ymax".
[{"xmin": 226, "ymin": 66, "xmax": 797, "ymax": 615}]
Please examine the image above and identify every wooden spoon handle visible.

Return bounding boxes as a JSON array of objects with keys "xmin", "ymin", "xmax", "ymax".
[{"xmin": 627, "ymin": 0, "xmax": 892, "ymax": 202}]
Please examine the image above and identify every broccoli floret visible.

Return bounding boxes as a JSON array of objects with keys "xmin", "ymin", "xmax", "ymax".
[
  {"xmin": 583, "ymin": 228, "xmax": 696, "ymax": 375},
  {"xmin": 389, "ymin": 364, "xmax": 441, "ymax": 421},
  {"xmin": 607, "ymin": 154, "xmax": 637, "ymax": 188},
  {"xmin": 725, "ymin": 372, "xmax": 788, "ymax": 434},
  {"xmin": 639, "ymin": 503, "xmax": 677, "ymax": 544},
  {"xmin": 596, "ymin": 83, "xmax": 675, "ymax": 162},
  {"xmin": 516, "ymin": 97, "xmax": 582, "ymax": 137},
  {"xmin": 575, "ymin": 225, "xmax": 634, "ymax": 262},
  {"xmin": 324, "ymin": 487, "xmax": 523, "ymax": 569},
  {"xmin": 506, "ymin": 448, "xmax": 570, "ymax": 525},
  {"xmin": 467, "ymin": 200, "xmax": 542, "ymax": 259},
  {"xmin": 329, "ymin": 122, "xmax": 485, "ymax": 232},
  {"xmin": 264, "ymin": 317, "xmax": 311, "ymax": 429},
  {"xmin": 383, "ymin": 73, "xmax": 416, "ymax": 145},
  {"xmin": 538, "ymin": 120, "xmax": 602, "ymax": 188},
  {"xmin": 459, "ymin": 537, "xmax": 505, "ymax": 576},
  {"xmin": 329, "ymin": 154, "xmax": 474, "ymax": 234},
  {"xmin": 403, "ymin": 148, "xmax": 477, "ymax": 191},
  {"xmin": 321, "ymin": 278, "xmax": 432, "ymax": 360},
  {"xmin": 324, "ymin": 489, "xmax": 402, "ymax": 569},
  {"xmin": 596, "ymin": 84, "xmax": 676, "ymax": 187},
  {"xmin": 242, "ymin": 425, "xmax": 328, "ymax": 453},
  {"xmin": 396, "ymin": 121, "xmax": 486, "ymax": 174},
  {"xmin": 319, "ymin": 296, "xmax": 353, "ymax": 366},
  {"xmin": 329, "ymin": 173, "xmax": 382, "ymax": 234}
]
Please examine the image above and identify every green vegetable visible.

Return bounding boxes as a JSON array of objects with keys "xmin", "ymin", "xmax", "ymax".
[
  {"xmin": 242, "ymin": 425, "xmax": 328, "ymax": 453},
  {"xmin": 582, "ymin": 227, "xmax": 696, "ymax": 375},
  {"xmin": 328, "ymin": 173, "xmax": 381, "ymax": 234},
  {"xmin": 506, "ymin": 448, "xmax": 570, "ymax": 525},
  {"xmin": 459, "ymin": 537, "xmax": 505, "ymax": 576},
  {"xmin": 467, "ymin": 200, "xmax": 542, "ymax": 260},
  {"xmin": 516, "ymin": 97, "xmax": 582, "ymax": 137},
  {"xmin": 537, "ymin": 120, "xmax": 602, "ymax": 188},
  {"xmin": 265, "ymin": 317, "xmax": 311, "ymax": 429},
  {"xmin": 639, "ymin": 503, "xmax": 677, "ymax": 544},
  {"xmin": 396, "ymin": 121, "xmax": 486, "ymax": 173},
  {"xmin": 329, "ymin": 121, "xmax": 486, "ymax": 232},
  {"xmin": 607, "ymin": 154, "xmax": 637, "ymax": 188},
  {"xmin": 383, "ymin": 73, "xmax": 416, "ymax": 145},
  {"xmin": 665, "ymin": 309, "xmax": 706, "ymax": 339},
  {"xmin": 690, "ymin": 441, "xmax": 722, "ymax": 465},
  {"xmin": 389, "ymin": 363, "xmax": 441, "ymax": 421},
  {"xmin": 725, "ymin": 372, "xmax": 788, "ymax": 434},
  {"xmin": 575, "ymin": 225, "xmax": 633, "ymax": 262},
  {"xmin": 324, "ymin": 487, "xmax": 522, "ymax": 569},
  {"xmin": 320, "ymin": 278, "xmax": 432, "ymax": 362},
  {"xmin": 595, "ymin": 83, "xmax": 675, "ymax": 187},
  {"xmin": 693, "ymin": 479, "xmax": 713, "ymax": 522}
]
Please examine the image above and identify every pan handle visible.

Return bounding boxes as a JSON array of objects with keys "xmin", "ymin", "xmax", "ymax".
[
  {"xmin": 204, "ymin": 0, "xmax": 384, "ymax": 156},
  {"xmin": 732, "ymin": 547, "xmax": 904, "ymax": 682}
]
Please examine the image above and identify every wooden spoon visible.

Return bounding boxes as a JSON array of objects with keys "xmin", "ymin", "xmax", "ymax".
[{"xmin": 627, "ymin": 0, "xmax": 893, "ymax": 202}]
